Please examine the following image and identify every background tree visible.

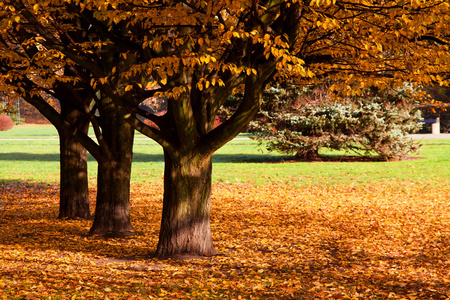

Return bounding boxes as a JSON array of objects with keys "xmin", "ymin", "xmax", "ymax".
[
  {"xmin": 249, "ymin": 84, "xmax": 423, "ymax": 160},
  {"xmin": 0, "ymin": 9, "xmax": 136, "ymax": 229},
  {"xmin": 0, "ymin": 53, "xmax": 92, "ymax": 219},
  {"xmin": 0, "ymin": 93, "xmax": 16, "ymax": 131},
  {"xmin": 31, "ymin": 84, "xmax": 93, "ymax": 220},
  {"xmin": 0, "ymin": 0, "xmax": 449, "ymax": 258},
  {"xmin": 0, "ymin": 93, "xmax": 17, "ymax": 118}
]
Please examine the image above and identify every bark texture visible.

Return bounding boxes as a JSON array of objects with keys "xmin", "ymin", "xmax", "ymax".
[
  {"xmin": 89, "ymin": 98, "xmax": 135, "ymax": 236},
  {"xmin": 57, "ymin": 104, "xmax": 91, "ymax": 220},
  {"xmin": 154, "ymin": 152, "xmax": 216, "ymax": 258},
  {"xmin": 89, "ymin": 160, "xmax": 134, "ymax": 235},
  {"xmin": 58, "ymin": 129, "xmax": 91, "ymax": 219}
]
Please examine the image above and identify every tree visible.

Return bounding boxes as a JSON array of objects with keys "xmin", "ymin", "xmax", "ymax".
[
  {"xmin": 0, "ymin": 93, "xmax": 17, "ymax": 117},
  {"xmin": 0, "ymin": 0, "xmax": 449, "ymax": 258},
  {"xmin": 0, "ymin": 12, "xmax": 136, "ymax": 229},
  {"xmin": 249, "ymin": 84, "xmax": 423, "ymax": 160},
  {"xmin": 55, "ymin": 90, "xmax": 91, "ymax": 220},
  {"xmin": 0, "ymin": 60, "xmax": 92, "ymax": 219}
]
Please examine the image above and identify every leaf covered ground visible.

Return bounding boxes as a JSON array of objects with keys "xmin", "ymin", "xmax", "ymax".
[{"xmin": 0, "ymin": 181, "xmax": 450, "ymax": 299}]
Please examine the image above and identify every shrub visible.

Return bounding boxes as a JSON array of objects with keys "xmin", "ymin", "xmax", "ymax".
[
  {"xmin": 0, "ymin": 114, "xmax": 14, "ymax": 131},
  {"xmin": 249, "ymin": 85, "xmax": 423, "ymax": 161}
]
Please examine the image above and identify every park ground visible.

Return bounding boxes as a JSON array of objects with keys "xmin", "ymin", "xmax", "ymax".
[{"xmin": 0, "ymin": 125, "xmax": 449, "ymax": 299}]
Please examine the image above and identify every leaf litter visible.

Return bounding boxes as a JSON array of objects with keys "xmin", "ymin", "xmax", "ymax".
[{"xmin": 0, "ymin": 181, "xmax": 449, "ymax": 299}]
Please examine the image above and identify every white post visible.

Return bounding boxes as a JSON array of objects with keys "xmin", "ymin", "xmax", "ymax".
[{"xmin": 431, "ymin": 117, "xmax": 440, "ymax": 135}]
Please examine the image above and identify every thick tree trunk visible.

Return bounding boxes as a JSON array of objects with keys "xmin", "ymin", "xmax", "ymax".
[
  {"xmin": 155, "ymin": 152, "xmax": 216, "ymax": 258},
  {"xmin": 89, "ymin": 160, "xmax": 134, "ymax": 236},
  {"xmin": 57, "ymin": 104, "xmax": 91, "ymax": 220},
  {"xmin": 58, "ymin": 129, "xmax": 91, "ymax": 219},
  {"xmin": 89, "ymin": 104, "xmax": 135, "ymax": 236}
]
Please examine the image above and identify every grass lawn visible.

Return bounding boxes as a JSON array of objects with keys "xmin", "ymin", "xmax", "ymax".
[
  {"xmin": 0, "ymin": 124, "xmax": 450, "ymax": 298},
  {"xmin": 0, "ymin": 124, "xmax": 449, "ymax": 187}
]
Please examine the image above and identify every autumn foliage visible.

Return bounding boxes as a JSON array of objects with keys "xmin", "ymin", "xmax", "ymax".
[
  {"xmin": 1, "ymin": 0, "xmax": 450, "ymax": 258},
  {"xmin": 1, "ymin": 181, "xmax": 450, "ymax": 298},
  {"xmin": 0, "ymin": 114, "xmax": 14, "ymax": 131}
]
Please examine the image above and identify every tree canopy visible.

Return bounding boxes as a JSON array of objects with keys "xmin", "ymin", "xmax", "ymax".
[
  {"xmin": 1, "ymin": 1, "xmax": 448, "ymax": 138},
  {"xmin": 0, "ymin": 0, "xmax": 449, "ymax": 257}
]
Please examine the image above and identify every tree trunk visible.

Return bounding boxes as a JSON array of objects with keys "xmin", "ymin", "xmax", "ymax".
[
  {"xmin": 89, "ymin": 102, "xmax": 135, "ymax": 236},
  {"xmin": 57, "ymin": 104, "xmax": 91, "ymax": 220},
  {"xmin": 89, "ymin": 160, "xmax": 134, "ymax": 236},
  {"xmin": 295, "ymin": 148, "xmax": 321, "ymax": 161},
  {"xmin": 58, "ymin": 128, "xmax": 91, "ymax": 219},
  {"xmin": 154, "ymin": 152, "xmax": 216, "ymax": 258}
]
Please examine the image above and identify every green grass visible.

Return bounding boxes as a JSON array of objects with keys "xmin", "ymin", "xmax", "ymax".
[
  {"xmin": 1, "ymin": 124, "xmax": 449, "ymax": 188},
  {"xmin": 0, "ymin": 124, "xmax": 60, "ymax": 139}
]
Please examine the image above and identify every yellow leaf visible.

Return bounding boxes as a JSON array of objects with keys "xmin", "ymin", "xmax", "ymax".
[{"xmin": 376, "ymin": 42, "xmax": 383, "ymax": 52}]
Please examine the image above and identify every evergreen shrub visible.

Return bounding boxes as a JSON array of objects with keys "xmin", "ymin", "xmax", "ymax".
[{"xmin": 249, "ymin": 86, "xmax": 423, "ymax": 161}]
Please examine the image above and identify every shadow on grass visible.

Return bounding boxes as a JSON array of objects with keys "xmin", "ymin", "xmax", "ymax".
[
  {"xmin": 0, "ymin": 151, "xmax": 398, "ymax": 164},
  {"xmin": 0, "ymin": 153, "xmax": 60, "ymax": 161},
  {"xmin": 0, "ymin": 152, "xmax": 291, "ymax": 163}
]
